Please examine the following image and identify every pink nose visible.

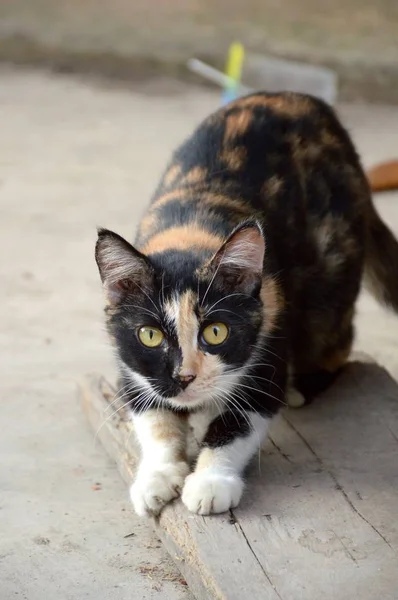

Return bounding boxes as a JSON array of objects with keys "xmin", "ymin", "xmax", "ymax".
[{"xmin": 176, "ymin": 374, "xmax": 196, "ymax": 390}]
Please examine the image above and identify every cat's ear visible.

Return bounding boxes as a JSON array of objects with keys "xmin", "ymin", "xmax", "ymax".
[
  {"xmin": 202, "ymin": 220, "xmax": 265, "ymax": 294},
  {"xmin": 95, "ymin": 228, "xmax": 154, "ymax": 304}
]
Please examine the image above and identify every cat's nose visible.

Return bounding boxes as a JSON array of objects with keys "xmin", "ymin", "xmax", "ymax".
[{"xmin": 175, "ymin": 373, "xmax": 196, "ymax": 390}]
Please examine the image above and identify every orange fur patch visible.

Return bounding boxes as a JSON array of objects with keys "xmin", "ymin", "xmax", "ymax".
[
  {"xmin": 224, "ymin": 109, "xmax": 252, "ymax": 141},
  {"xmin": 260, "ymin": 276, "xmax": 284, "ymax": 334},
  {"xmin": 164, "ymin": 290, "xmax": 207, "ymax": 379},
  {"xmin": 177, "ymin": 290, "xmax": 202, "ymax": 374},
  {"xmin": 220, "ymin": 147, "xmax": 247, "ymax": 170},
  {"xmin": 201, "ymin": 192, "xmax": 249, "ymax": 214},
  {"xmin": 152, "ymin": 188, "xmax": 249, "ymax": 215},
  {"xmin": 152, "ymin": 188, "xmax": 188, "ymax": 209},
  {"xmin": 319, "ymin": 129, "xmax": 341, "ymax": 149},
  {"xmin": 262, "ymin": 175, "xmax": 284, "ymax": 198},
  {"xmin": 181, "ymin": 166, "xmax": 207, "ymax": 185},
  {"xmin": 152, "ymin": 416, "xmax": 185, "ymax": 442},
  {"xmin": 142, "ymin": 225, "xmax": 223, "ymax": 255},
  {"xmin": 319, "ymin": 343, "xmax": 352, "ymax": 373},
  {"xmin": 137, "ymin": 211, "xmax": 157, "ymax": 240},
  {"xmin": 163, "ymin": 164, "xmax": 183, "ymax": 187},
  {"xmin": 195, "ymin": 447, "xmax": 215, "ymax": 471},
  {"xmin": 229, "ymin": 94, "xmax": 313, "ymax": 118},
  {"xmin": 314, "ymin": 215, "xmax": 359, "ymax": 262},
  {"xmin": 144, "ymin": 410, "xmax": 187, "ymax": 462},
  {"xmin": 289, "ymin": 133, "xmax": 322, "ymax": 162}
]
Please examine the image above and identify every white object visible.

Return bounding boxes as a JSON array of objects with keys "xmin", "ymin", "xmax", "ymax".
[{"xmin": 187, "ymin": 55, "xmax": 337, "ymax": 105}]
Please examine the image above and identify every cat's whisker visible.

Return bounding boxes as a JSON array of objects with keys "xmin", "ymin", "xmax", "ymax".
[
  {"xmin": 249, "ymin": 343, "xmax": 287, "ymax": 364},
  {"xmin": 246, "ymin": 375, "xmax": 284, "ymax": 395},
  {"xmin": 232, "ymin": 381, "xmax": 287, "ymax": 407},
  {"xmin": 200, "ymin": 248, "xmax": 226, "ymax": 307},
  {"xmin": 134, "ymin": 282, "xmax": 160, "ymax": 314},
  {"xmin": 209, "ymin": 393, "xmax": 228, "ymax": 427},
  {"xmin": 104, "ymin": 380, "xmax": 144, "ymax": 413},
  {"xmin": 224, "ymin": 389, "xmax": 265, "ymax": 456},
  {"xmin": 122, "ymin": 304, "xmax": 160, "ymax": 321},
  {"xmin": 132, "ymin": 384, "xmax": 162, "ymax": 416},
  {"xmin": 94, "ymin": 391, "xmax": 146, "ymax": 444},
  {"xmin": 220, "ymin": 362, "xmax": 274, "ymax": 375},
  {"xmin": 210, "ymin": 387, "xmax": 242, "ymax": 428},
  {"xmin": 220, "ymin": 370, "xmax": 283, "ymax": 396},
  {"xmin": 217, "ymin": 387, "xmax": 257, "ymax": 435},
  {"xmin": 104, "ymin": 376, "xmax": 162, "ymax": 424},
  {"xmin": 217, "ymin": 364, "xmax": 284, "ymax": 395},
  {"xmin": 204, "ymin": 308, "xmax": 246, "ymax": 321},
  {"xmin": 160, "ymin": 272, "xmax": 166, "ymax": 307},
  {"xmin": 204, "ymin": 292, "xmax": 257, "ymax": 315}
]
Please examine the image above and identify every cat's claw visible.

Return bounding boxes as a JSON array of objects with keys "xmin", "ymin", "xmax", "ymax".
[
  {"xmin": 182, "ymin": 470, "xmax": 243, "ymax": 515},
  {"xmin": 130, "ymin": 461, "xmax": 190, "ymax": 517}
]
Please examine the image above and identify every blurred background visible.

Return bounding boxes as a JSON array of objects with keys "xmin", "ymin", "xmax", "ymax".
[
  {"xmin": 1, "ymin": 3, "xmax": 398, "ymax": 600},
  {"xmin": 1, "ymin": 0, "xmax": 398, "ymax": 101}
]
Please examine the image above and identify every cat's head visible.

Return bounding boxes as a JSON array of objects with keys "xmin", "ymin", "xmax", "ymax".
[{"xmin": 95, "ymin": 221, "xmax": 281, "ymax": 411}]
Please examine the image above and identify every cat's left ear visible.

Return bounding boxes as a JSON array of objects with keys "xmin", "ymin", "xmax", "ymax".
[
  {"xmin": 202, "ymin": 220, "xmax": 265, "ymax": 295},
  {"xmin": 95, "ymin": 228, "xmax": 154, "ymax": 304}
]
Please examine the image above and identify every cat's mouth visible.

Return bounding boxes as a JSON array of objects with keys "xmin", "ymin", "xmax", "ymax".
[{"xmin": 161, "ymin": 381, "xmax": 214, "ymax": 410}]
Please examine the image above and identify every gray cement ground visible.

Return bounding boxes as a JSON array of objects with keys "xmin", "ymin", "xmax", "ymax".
[{"xmin": 1, "ymin": 67, "xmax": 398, "ymax": 599}]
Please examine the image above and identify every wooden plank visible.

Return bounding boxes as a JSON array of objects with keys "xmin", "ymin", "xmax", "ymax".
[
  {"xmin": 80, "ymin": 374, "xmax": 280, "ymax": 600},
  {"xmin": 79, "ymin": 359, "xmax": 398, "ymax": 600}
]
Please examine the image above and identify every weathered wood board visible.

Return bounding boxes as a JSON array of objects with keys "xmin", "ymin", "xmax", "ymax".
[{"xmin": 80, "ymin": 359, "xmax": 398, "ymax": 600}]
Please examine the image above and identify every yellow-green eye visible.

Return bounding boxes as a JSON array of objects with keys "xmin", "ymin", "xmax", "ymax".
[
  {"xmin": 138, "ymin": 326, "xmax": 164, "ymax": 348},
  {"xmin": 202, "ymin": 323, "xmax": 229, "ymax": 346}
]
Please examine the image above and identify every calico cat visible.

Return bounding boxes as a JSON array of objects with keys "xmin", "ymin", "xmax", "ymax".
[{"xmin": 95, "ymin": 92, "xmax": 398, "ymax": 517}]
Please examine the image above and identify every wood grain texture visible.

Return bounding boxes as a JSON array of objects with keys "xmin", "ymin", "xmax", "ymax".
[{"xmin": 80, "ymin": 359, "xmax": 398, "ymax": 600}]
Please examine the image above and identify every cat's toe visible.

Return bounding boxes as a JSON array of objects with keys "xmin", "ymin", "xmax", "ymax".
[
  {"xmin": 130, "ymin": 461, "xmax": 190, "ymax": 517},
  {"xmin": 182, "ymin": 470, "xmax": 243, "ymax": 515}
]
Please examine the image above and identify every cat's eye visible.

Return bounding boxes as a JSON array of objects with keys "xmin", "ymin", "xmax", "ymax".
[
  {"xmin": 138, "ymin": 326, "xmax": 164, "ymax": 348},
  {"xmin": 201, "ymin": 322, "xmax": 229, "ymax": 346}
]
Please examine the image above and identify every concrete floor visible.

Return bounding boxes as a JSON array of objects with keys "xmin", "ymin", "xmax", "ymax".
[{"xmin": 1, "ymin": 67, "xmax": 398, "ymax": 599}]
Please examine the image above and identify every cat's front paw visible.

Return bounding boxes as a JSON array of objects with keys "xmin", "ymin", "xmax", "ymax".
[
  {"xmin": 130, "ymin": 461, "xmax": 190, "ymax": 517},
  {"xmin": 182, "ymin": 470, "xmax": 243, "ymax": 515}
]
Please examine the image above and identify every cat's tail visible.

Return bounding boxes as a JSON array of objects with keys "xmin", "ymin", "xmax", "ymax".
[
  {"xmin": 366, "ymin": 160, "xmax": 398, "ymax": 193},
  {"xmin": 365, "ymin": 202, "xmax": 398, "ymax": 311}
]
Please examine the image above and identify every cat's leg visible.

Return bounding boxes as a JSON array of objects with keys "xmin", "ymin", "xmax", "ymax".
[
  {"xmin": 130, "ymin": 409, "xmax": 190, "ymax": 517},
  {"xmin": 293, "ymin": 368, "xmax": 342, "ymax": 404},
  {"xmin": 182, "ymin": 411, "xmax": 269, "ymax": 515},
  {"xmin": 293, "ymin": 324, "xmax": 353, "ymax": 405}
]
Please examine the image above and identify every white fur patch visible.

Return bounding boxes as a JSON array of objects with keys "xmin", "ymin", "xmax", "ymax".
[
  {"xmin": 182, "ymin": 413, "xmax": 269, "ymax": 515},
  {"xmin": 130, "ymin": 461, "xmax": 190, "ymax": 517},
  {"xmin": 129, "ymin": 409, "xmax": 189, "ymax": 517},
  {"xmin": 163, "ymin": 294, "xmax": 179, "ymax": 330},
  {"xmin": 182, "ymin": 470, "xmax": 243, "ymax": 514}
]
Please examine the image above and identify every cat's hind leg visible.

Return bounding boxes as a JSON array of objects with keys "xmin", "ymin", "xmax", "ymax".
[{"xmin": 292, "ymin": 328, "xmax": 353, "ymax": 406}]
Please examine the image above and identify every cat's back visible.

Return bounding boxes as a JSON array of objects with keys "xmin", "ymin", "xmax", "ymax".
[{"xmin": 135, "ymin": 92, "xmax": 369, "ymax": 262}]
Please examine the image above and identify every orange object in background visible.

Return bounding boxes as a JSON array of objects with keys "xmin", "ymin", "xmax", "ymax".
[{"xmin": 367, "ymin": 160, "xmax": 398, "ymax": 192}]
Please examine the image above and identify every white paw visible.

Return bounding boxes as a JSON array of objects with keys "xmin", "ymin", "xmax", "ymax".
[
  {"xmin": 130, "ymin": 461, "xmax": 190, "ymax": 517},
  {"xmin": 181, "ymin": 470, "xmax": 243, "ymax": 515},
  {"xmin": 287, "ymin": 388, "xmax": 306, "ymax": 408}
]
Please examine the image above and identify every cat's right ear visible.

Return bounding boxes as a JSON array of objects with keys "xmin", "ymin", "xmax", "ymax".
[{"xmin": 95, "ymin": 228, "xmax": 154, "ymax": 304}]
